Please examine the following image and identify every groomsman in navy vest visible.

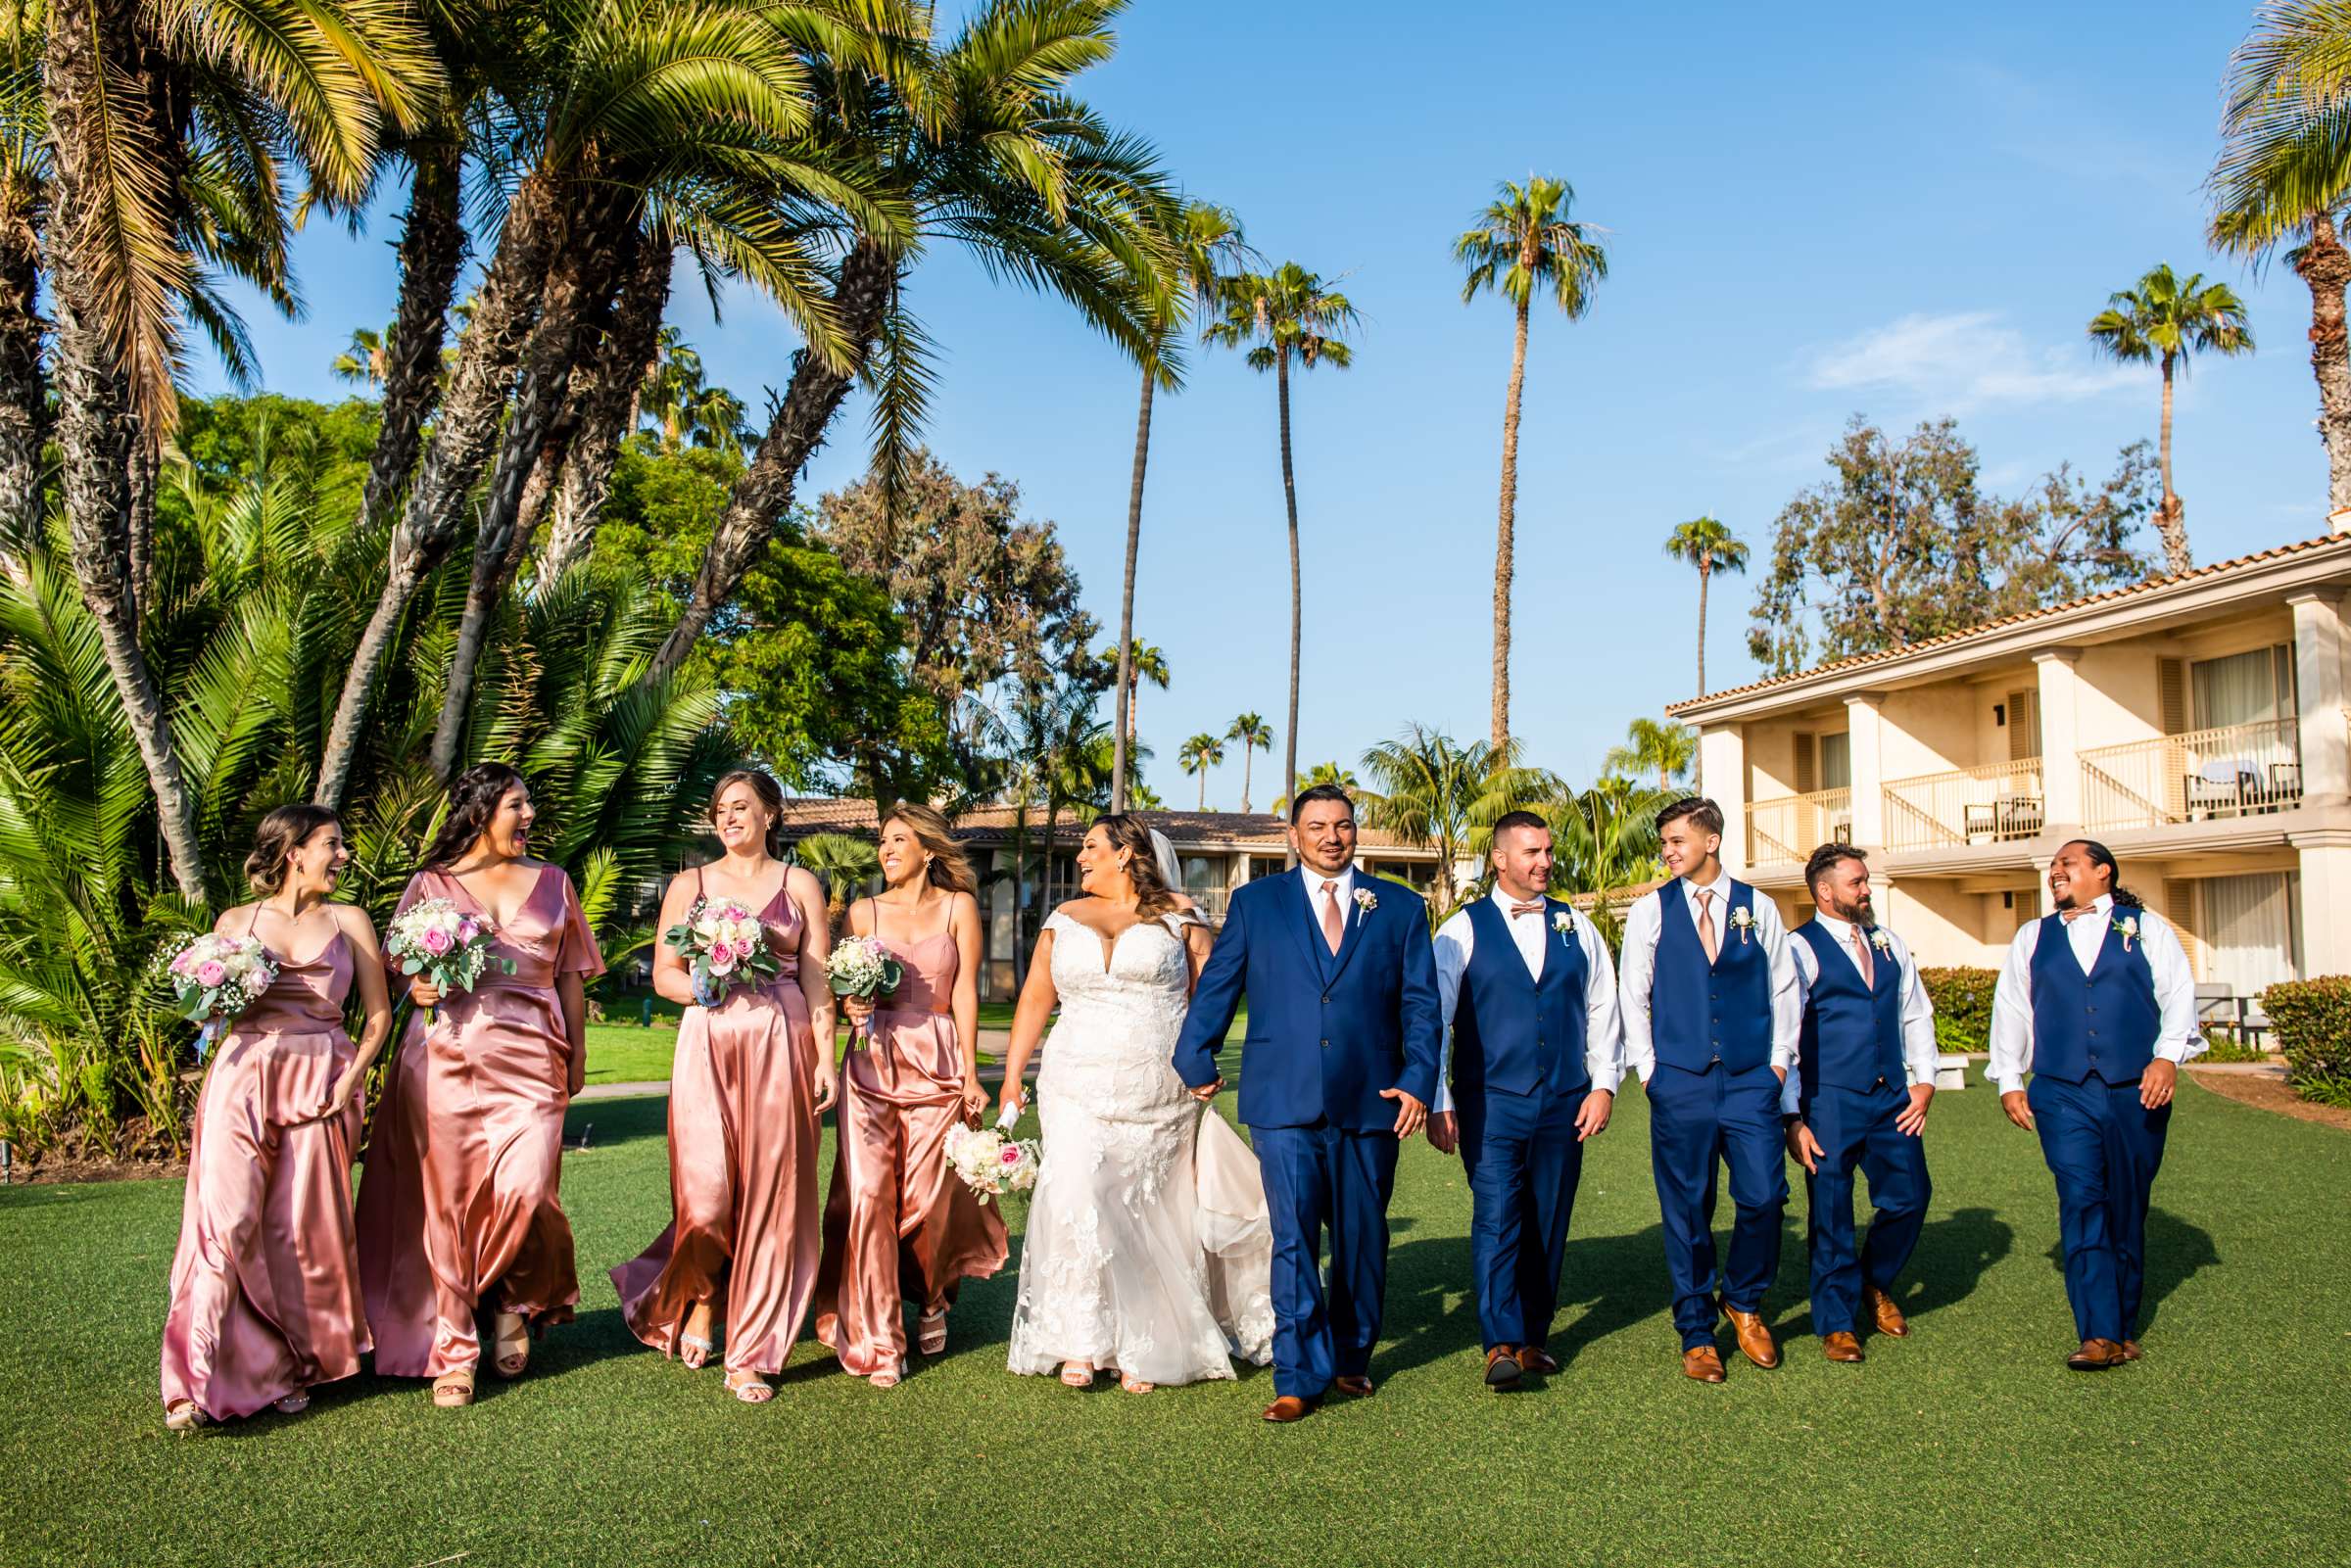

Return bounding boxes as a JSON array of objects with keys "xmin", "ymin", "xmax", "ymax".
[
  {"xmin": 1428, "ymin": 811, "xmax": 1622, "ymax": 1389},
  {"xmin": 1991, "ymin": 839, "xmax": 2201, "ymax": 1369},
  {"xmin": 1617, "ymin": 797, "xmax": 1802, "ymax": 1383},
  {"xmin": 1782, "ymin": 844, "xmax": 1938, "ymax": 1364}
]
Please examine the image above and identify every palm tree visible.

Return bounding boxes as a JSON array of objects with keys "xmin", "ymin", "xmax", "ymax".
[
  {"xmin": 1178, "ymin": 732, "xmax": 1224, "ymax": 809},
  {"xmin": 331, "ymin": 327, "xmax": 393, "ymax": 388},
  {"xmin": 1209, "ymin": 262, "xmax": 1359, "ymax": 836},
  {"xmin": 1100, "ymin": 638, "xmax": 1169, "ymax": 751},
  {"xmin": 1272, "ymin": 760, "xmax": 1359, "ymax": 817},
  {"xmin": 1545, "ymin": 775, "xmax": 1674, "ymax": 948},
  {"xmin": 2210, "ymin": 6, "xmax": 2351, "ymax": 517},
  {"xmin": 1456, "ymin": 176, "xmax": 1608, "ymax": 751},
  {"xmin": 1603, "ymin": 717, "xmax": 1697, "ymax": 794},
  {"xmin": 1663, "ymin": 515, "xmax": 1747, "ymax": 702},
  {"xmin": 1357, "ymin": 725, "xmax": 1559, "ymax": 921},
  {"xmin": 793, "ymin": 832, "xmax": 880, "ymax": 928},
  {"xmin": 0, "ymin": 8, "xmax": 44, "ymax": 557},
  {"xmin": 1225, "ymin": 712, "xmax": 1272, "ymax": 814},
  {"xmin": 1111, "ymin": 199, "xmax": 1254, "ymax": 810},
  {"xmin": 2086, "ymin": 264, "xmax": 2254, "ymax": 575}
]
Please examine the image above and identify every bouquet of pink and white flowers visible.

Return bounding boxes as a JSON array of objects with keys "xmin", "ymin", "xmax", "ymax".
[
  {"xmin": 385, "ymin": 897, "xmax": 512, "ymax": 1018},
  {"xmin": 943, "ymin": 1121, "xmax": 1039, "ymax": 1206},
  {"xmin": 825, "ymin": 934, "xmax": 902, "ymax": 1044},
  {"xmin": 663, "ymin": 898, "xmax": 780, "ymax": 1005},
  {"xmin": 156, "ymin": 933, "xmax": 279, "ymax": 1059}
]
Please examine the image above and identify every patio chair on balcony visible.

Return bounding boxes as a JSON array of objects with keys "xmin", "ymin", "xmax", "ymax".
[
  {"xmin": 1964, "ymin": 796, "xmax": 2042, "ymax": 843},
  {"xmin": 2185, "ymin": 759, "xmax": 2254, "ymax": 820}
]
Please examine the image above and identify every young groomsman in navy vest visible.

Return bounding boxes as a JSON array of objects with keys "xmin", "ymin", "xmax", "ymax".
[
  {"xmin": 1990, "ymin": 839, "xmax": 2201, "ymax": 1370},
  {"xmin": 1782, "ymin": 844, "xmax": 1938, "ymax": 1364},
  {"xmin": 1427, "ymin": 812, "xmax": 1622, "ymax": 1390},
  {"xmin": 1617, "ymin": 797, "xmax": 1801, "ymax": 1383}
]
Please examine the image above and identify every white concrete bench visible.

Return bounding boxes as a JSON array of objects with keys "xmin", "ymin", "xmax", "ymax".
[{"xmin": 1935, "ymin": 1053, "xmax": 1972, "ymax": 1091}]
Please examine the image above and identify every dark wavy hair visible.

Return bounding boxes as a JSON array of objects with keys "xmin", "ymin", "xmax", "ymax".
[
  {"xmin": 245, "ymin": 804, "xmax": 341, "ymax": 895},
  {"xmin": 709, "ymin": 766, "xmax": 789, "ymax": 858},
  {"xmin": 419, "ymin": 762, "xmax": 529, "ymax": 872},
  {"xmin": 2062, "ymin": 838, "xmax": 2143, "ymax": 911},
  {"xmin": 1090, "ymin": 813, "xmax": 1181, "ymax": 921}
]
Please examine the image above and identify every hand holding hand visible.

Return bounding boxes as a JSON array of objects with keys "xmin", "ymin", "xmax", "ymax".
[
  {"xmin": 1896, "ymin": 1083, "xmax": 1935, "ymax": 1136},
  {"xmin": 1380, "ymin": 1085, "xmax": 1427, "ymax": 1139},
  {"xmin": 1574, "ymin": 1089, "xmax": 1614, "ymax": 1143},
  {"xmin": 2000, "ymin": 1089, "xmax": 2035, "ymax": 1131},
  {"xmin": 2139, "ymin": 1060, "xmax": 2178, "ymax": 1111},
  {"xmin": 1188, "ymin": 1077, "xmax": 1222, "ymax": 1103},
  {"xmin": 1786, "ymin": 1118, "xmax": 1824, "ymax": 1174},
  {"xmin": 1426, "ymin": 1111, "xmax": 1458, "ymax": 1156}
]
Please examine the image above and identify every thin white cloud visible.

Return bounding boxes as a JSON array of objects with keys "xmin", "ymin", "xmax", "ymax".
[{"xmin": 1804, "ymin": 310, "xmax": 2139, "ymax": 412}]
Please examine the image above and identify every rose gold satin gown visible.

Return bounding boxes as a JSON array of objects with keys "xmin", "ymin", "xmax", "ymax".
[
  {"xmin": 611, "ymin": 878, "xmax": 822, "ymax": 1376},
  {"xmin": 813, "ymin": 928, "xmax": 1007, "ymax": 1377},
  {"xmin": 160, "ymin": 927, "xmax": 368, "ymax": 1421},
  {"xmin": 357, "ymin": 865, "xmax": 604, "ymax": 1379}
]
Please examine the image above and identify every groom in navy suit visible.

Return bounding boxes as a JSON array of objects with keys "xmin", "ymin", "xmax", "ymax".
[{"xmin": 1174, "ymin": 784, "xmax": 1443, "ymax": 1423}]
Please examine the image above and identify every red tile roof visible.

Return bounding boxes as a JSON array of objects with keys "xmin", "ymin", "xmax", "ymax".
[
  {"xmin": 1668, "ymin": 530, "xmax": 2351, "ymax": 713},
  {"xmin": 773, "ymin": 800, "xmax": 1437, "ymax": 855}
]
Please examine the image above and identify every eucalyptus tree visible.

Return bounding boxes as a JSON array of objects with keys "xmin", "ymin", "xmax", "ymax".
[
  {"xmin": 1207, "ymin": 262, "xmax": 1358, "ymax": 836},
  {"xmin": 649, "ymin": 0, "xmax": 1179, "ymax": 680},
  {"xmin": 1455, "ymin": 176, "xmax": 1607, "ymax": 750},
  {"xmin": 2086, "ymin": 264, "xmax": 2253, "ymax": 574}
]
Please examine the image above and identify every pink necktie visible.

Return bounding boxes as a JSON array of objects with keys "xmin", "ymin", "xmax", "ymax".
[
  {"xmin": 1851, "ymin": 925, "xmax": 1874, "ymax": 986},
  {"xmin": 1695, "ymin": 890, "xmax": 1718, "ymax": 963},
  {"xmin": 1320, "ymin": 880, "xmax": 1344, "ymax": 955}
]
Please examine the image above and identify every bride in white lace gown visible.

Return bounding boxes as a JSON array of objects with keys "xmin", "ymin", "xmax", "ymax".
[{"xmin": 997, "ymin": 818, "xmax": 1274, "ymax": 1391}]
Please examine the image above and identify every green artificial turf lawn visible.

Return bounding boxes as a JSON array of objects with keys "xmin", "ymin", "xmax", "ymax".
[{"xmin": 2, "ymin": 1075, "xmax": 2343, "ymax": 1567}]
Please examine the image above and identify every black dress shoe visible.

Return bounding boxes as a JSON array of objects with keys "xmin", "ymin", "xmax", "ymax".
[{"xmin": 1483, "ymin": 1346, "xmax": 1522, "ymax": 1388}]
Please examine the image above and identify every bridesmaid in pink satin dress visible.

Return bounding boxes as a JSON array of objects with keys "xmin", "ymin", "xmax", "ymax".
[
  {"xmin": 356, "ymin": 762, "xmax": 604, "ymax": 1408},
  {"xmin": 610, "ymin": 768, "xmax": 840, "ymax": 1403},
  {"xmin": 814, "ymin": 804, "xmax": 1006, "ymax": 1386},
  {"xmin": 162, "ymin": 805, "xmax": 395, "ymax": 1431}
]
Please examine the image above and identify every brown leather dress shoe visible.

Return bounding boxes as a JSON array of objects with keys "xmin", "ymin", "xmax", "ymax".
[
  {"xmin": 1863, "ymin": 1284, "xmax": 1909, "ymax": 1337},
  {"xmin": 1722, "ymin": 1306, "xmax": 1780, "ymax": 1369},
  {"xmin": 1262, "ymin": 1396, "xmax": 1314, "ymax": 1423},
  {"xmin": 1519, "ymin": 1348, "xmax": 1559, "ymax": 1375},
  {"xmin": 2119, "ymin": 1340, "xmax": 2141, "ymax": 1361},
  {"xmin": 2066, "ymin": 1338, "xmax": 2126, "ymax": 1370},
  {"xmin": 1483, "ymin": 1347, "xmax": 1522, "ymax": 1388},
  {"xmin": 1822, "ymin": 1331, "xmax": 1864, "ymax": 1363},
  {"xmin": 1331, "ymin": 1375, "xmax": 1373, "ymax": 1399},
  {"xmin": 1681, "ymin": 1346, "xmax": 1726, "ymax": 1383}
]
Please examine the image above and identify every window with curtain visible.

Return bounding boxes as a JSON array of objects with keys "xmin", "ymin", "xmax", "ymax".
[
  {"xmin": 2191, "ymin": 644, "xmax": 2297, "ymax": 731},
  {"xmin": 1818, "ymin": 732, "xmax": 1851, "ymax": 791},
  {"xmin": 2195, "ymin": 872, "xmax": 2299, "ymax": 1000}
]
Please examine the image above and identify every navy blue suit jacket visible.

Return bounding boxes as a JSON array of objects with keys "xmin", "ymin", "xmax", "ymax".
[{"xmin": 1173, "ymin": 869, "xmax": 1443, "ymax": 1131}]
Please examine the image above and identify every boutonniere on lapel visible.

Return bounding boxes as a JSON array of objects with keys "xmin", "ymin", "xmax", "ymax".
[
  {"xmin": 1352, "ymin": 887, "xmax": 1378, "ymax": 918},
  {"xmin": 1868, "ymin": 927, "xmax": 1895, "ymax": 957},
  {"xmin": 1728, "ymin": 907, "xmax": 1756, "ymax": 945},
  {"xmin": 2112, "ymin": 913, "xmax": 2139, "ymax": 952},
  {"xmin": 1552, "ymin": 910, "xmax": 1577, "ymax": 950}
]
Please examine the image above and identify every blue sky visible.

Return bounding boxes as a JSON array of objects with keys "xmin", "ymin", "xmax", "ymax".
[{"xmin": 203, "ymin": 1, "xmax": 2317, "ymax": 809}]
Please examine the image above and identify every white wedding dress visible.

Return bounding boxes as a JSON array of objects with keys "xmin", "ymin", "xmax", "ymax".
[{"xmin": 1006, "ymin": 909, "xmax": 1274, "ymax": 1384}]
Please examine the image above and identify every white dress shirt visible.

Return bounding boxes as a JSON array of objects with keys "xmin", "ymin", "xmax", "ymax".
[
  {"xmin": 1431, "ymin": 887, "xmax": 1626, "ymax": 1112},
  {"xmin": 1986, "ymin": 894, "xmax": 2204, "ymax": 1093},
  {"xmin": 1615, "ymin": 871, "xmax": 1803, "ymax": 1086},
  {"xmin": 1298, "ymin": 862, "xmax": 1360, "ymax": 942},
  {"xmin": 1781, "ymin": 913, "xmax": 1940, "ymax": 1117}
]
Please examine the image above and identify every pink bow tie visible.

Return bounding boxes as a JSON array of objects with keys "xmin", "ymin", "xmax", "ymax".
[{"xmin": 1509, "ymin": 901, "xmax": 1543, "ymax": 918}]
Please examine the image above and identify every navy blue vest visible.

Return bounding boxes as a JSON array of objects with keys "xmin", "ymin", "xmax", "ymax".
[
  {"xmin": 1651, "ymin": 878, "xmax": 1773, "ymax": 1073},
  {"xmin": 1795, "ymin": 920, "xmax": 1906, "ymax": 1098},
  {"xmin": 2027, "ymin": 909, "xmax": 2160, "ymax": 1083},
  {"xmin": 1454, "ymin": 896, "xmax": 1591, "ymax": 1098}
]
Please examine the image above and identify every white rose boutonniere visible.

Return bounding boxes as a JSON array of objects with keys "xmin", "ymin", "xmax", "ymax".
[
  {"xmin": 1728, "ymin": 907, "xmax": 1756, "ymax": 945},
  {"xmin": 1353, "ymin": 888, "xmax": 1377, "ymax": 916},
  {"xmin": 1552, "ymin": 910, "xmax": 1577, "ymax": 950},
  {"xmin": 2112, "ymin": 913, "xmax": 2139, "ymax": 952},
  {"xmin": 1868, "ymin": 927, "xmax": 1895, "ymax": 956}
]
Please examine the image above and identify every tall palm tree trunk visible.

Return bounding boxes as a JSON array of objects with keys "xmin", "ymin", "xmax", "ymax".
[
  {"xmin": 1695, "ymin": 557, "xmax": 1710, "ymax": 696},
  {"xmin": 0, "ymin": 168, "xmax": 48, "ymax": 557},
  {"xmin": 429, "ymin": 201, "xmax": 625, "ymax": 779},
  {"xmin": 313, "ymin": 166, "xmax": 565, "ymax": 809},
  {"xmin": 44, "ymin": 0, "xmax": 208, "ymax": 902},
  {"xmin": 650, "ymin": 239, "xmax": 894, "ymax": 678},
  {"xmin": 541, "ymin": 239, "xmax": 672, "ymax": 583},
  {"xmin": 1490, "ymin": 298, "xmax": 1528, "ymax": 752},
  {"xmin": 1276, "ymin": 351, "xmax": 1300, "ymax": 865},
  {"xmin": 2152, "ymin": 352, "xmax": 2188, "ymax": 575},
  {"xmin": 1112, "ymin": 365, "xmax": 1152, "ymax": 812},
  {"xmin": 357, "ymin": 137, "xmax": 467, "ymax": 542},
  {"xmin": 1195, "ymin": 769, "xmax": 1206, "ymax": 811},
  {"xmin": 1239, "ymin": 746, "xmax": 1253, "ymax": 815},
  {"xmin": 2295, "ymin": 211, "xmax": 2351, "ymax": 519}
]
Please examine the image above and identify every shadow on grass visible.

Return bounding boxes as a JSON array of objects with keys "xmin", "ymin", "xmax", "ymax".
[
  {"xmin": 1903, "ymin": 1205, "xmax": 2014, "ymax": 1319},
  {"xmin": 1373, "ymin": 1220, "xmax": 1673, "ymax": 1382},
  {"xmin": 560, "ymin": 1095, "xmax": 670, "ymax": 1153},
  {"xmin": 2034, "ymin": 1207, "xmax": 2218, "ymax": 1337}
]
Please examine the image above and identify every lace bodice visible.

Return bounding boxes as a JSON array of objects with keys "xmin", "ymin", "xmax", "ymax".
[{"xmin": 1044, "ymin": 909, "xmax": 1193, "ymax": 1032}]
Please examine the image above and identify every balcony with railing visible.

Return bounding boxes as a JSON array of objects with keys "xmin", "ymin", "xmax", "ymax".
[
  {"xmin": 1885, "ymin": 759, "xmax": 2046, "ymax": 852},
  {"xmin": 2081, "ymin": 719, "xmax": 2303, "ymax": 832},
  {"xmin": 1748, "ymin": 788, "xmax": 1852, "ymax": 866}
]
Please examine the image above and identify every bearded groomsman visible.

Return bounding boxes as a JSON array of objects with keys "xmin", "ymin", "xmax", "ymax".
[
  {"xmin": 1991, "ymin": 839, "xmax": 2201, "ymax": 1370},
  {"xmin": 1428, "ymin": 812, "xmax": 1622, "ymax": 1390},
  {"xmin": 1617, "ymin": 798, "xmax": 1802, "ymax": 1383},
  {"xmin": 1781, "ymin": 845, "xmax": 1938, "ymax": 1364}
]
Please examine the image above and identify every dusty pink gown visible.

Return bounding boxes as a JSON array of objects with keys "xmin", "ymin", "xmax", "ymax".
[
  {"xmin": 813, "ymin": 925, "xmax": 1007, "ymax": 1378},
  {"xmin": 611, "ymin": 874, "xmax": 822, "ymax": 1375},
  {"xmin": 160, "ymin": 923, "xmax": 368, "ymax": 1421},
  {"xmin": 357, "ymin": 864, "xmax": 603, "ymax": 1379}
]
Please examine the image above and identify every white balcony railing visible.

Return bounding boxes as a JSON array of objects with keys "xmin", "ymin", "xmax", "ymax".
[
  {"xmin": 1748, "ymin": 788, "xmax": 1852, "ymax": 866},
  {"xmin": 1180, "ymin": 885, "xmax": 1230, "ymax": 924},
  {"xmin": 1885, "ymin": 759, "xmax": 2045, "ymax": 852},
  {"xmin": 2082, "ymin": 719, "xmax": 2303, "ymax": 832}
]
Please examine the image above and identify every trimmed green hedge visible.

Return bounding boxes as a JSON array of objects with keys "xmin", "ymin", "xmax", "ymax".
[
  {"xmin": 2262, "ymin": 976, "xmax": 2351, "ymax": 1108},
  {"xmin": 1921, "ymin": 967, "xmax": 1999, "ymax": 1053}
]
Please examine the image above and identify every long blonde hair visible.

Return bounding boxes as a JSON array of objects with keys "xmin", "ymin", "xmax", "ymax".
[{"xmin": 881, "ymin": 803, "xmax": 975, "ymax": 895}]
